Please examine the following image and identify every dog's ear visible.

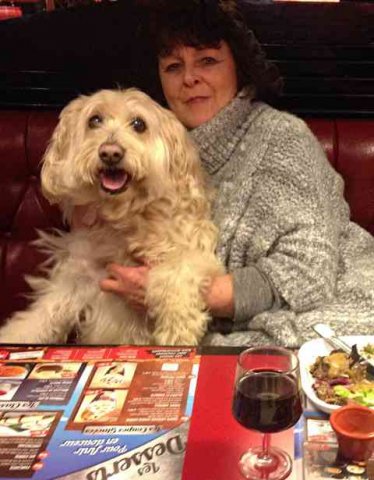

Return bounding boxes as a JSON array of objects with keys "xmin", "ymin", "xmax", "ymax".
[
  {"xmin": 41, "ymin": 95, "xmax": 87, "ymax": 203},
  {"xmin": 157, "ymin": 109, "xmax": 203, "ymax": 181}
]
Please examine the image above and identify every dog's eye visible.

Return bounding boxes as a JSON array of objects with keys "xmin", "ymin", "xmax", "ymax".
[
  {"xmin": 131, "ymin": 117, "xmax": 147, "ymax": 134},
  {"xmin": 88, "ymin": 115, "xmax": 103, "ymax": 129}
]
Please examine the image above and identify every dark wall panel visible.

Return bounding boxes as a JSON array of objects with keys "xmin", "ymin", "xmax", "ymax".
[{"xmin": 0, "ymin": 0, "xmax": 373, "ymax": 117}]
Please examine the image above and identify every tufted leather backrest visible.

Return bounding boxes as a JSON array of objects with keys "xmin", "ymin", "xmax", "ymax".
[
  {"xmin": 307, "ymin": 119, "xmax": 374, "ymax": 234},
  {"xmin": 0, "ymin": 111, "xmax": 62, "ymax": 321},
  {"xmin": 0, "ymin": 111, "xmax": 373, "ymax": 323}
]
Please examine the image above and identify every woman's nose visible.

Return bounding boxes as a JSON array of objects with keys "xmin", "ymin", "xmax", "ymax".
[{"xmin": 183, "ymin": 66, "xmax": 199, "ymax": 86}]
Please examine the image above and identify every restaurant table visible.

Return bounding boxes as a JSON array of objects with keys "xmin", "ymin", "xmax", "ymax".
[
  {"xmin": 0, "ymin": 344, "xmax": 300, "ymax": 480},
  {"xmin": 183, "ymin": 346, "xmax": 299, "ymax": 480}
]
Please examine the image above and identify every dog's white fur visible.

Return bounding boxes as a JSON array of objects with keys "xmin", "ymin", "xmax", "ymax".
[{"xmin": 0, "ymin": 88, "xmax": 223, "ymax": 345}]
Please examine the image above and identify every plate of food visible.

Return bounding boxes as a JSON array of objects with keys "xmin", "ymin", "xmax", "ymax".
[{"xmin": 298, "ymin": 335, "xmax": 374, "ymax": 414}]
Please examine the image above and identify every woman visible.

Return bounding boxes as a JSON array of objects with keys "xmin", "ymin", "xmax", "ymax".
[{"xmin": 75, "ymin": 0, "xmax": 374, "ymax": 347}]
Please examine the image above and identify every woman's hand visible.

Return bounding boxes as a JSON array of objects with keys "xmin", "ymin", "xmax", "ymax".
[
  {"xmin": 100, "ymin": 263, "xmax": 150, "ymax": 315},
  {"xmin": 204, "ymin": 274, "xmax": 235, "ymax": 318},
  {"xmin": 99, "ymin": 265, "xmax": 234, "ymax": 319}
]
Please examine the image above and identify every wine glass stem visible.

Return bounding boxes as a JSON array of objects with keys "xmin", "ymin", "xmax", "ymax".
[
  {"xmin": 261, "ymin": 433, "xmax": 271, "ymax": 459},
  {"xmin": 254, "ymin": 433, "xmax": 274, "ymax": 470}
]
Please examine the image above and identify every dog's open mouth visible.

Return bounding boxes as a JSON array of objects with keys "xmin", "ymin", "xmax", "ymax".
[{"xmin": 99, "ymin": 168, "xmax": 131, "ymax": 194}]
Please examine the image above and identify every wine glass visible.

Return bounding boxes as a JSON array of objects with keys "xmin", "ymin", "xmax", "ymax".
[{"xmin": 232, "ymin": 346, "xmax": 303, "ymax": 480}]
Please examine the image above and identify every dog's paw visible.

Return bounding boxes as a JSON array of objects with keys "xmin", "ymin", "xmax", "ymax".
[
  {"xmin": 0, "ymin": 322, "xmax": 45, "ymax": 344},
  {"xmin": 0, "ymin": 332, "xmax": 31, "ymax": 344}
]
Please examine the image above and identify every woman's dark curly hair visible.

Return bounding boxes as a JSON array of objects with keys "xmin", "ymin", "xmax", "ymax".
[{"xmin": 144, "ymin": 0, "xmax": 283, "ymax": 104}]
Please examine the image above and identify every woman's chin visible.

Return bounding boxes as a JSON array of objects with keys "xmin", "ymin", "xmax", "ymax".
[{"xmin": 183, "ymin": 111, "xmax": 215, "ymax": 129}]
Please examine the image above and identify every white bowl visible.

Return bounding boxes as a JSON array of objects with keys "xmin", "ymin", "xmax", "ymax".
[{"xmin": 298, "ymin": 335, "xmax": 374, "ymax": 414}]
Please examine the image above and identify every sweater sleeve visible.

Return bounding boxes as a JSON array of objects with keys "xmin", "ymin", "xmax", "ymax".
[
  {"xmin": 233, "ymin": 114, "xmax": 345, "ymax": 318},
  {"xmin": 232, "ymin": 264, "xmax": 278, "ymax": 323}
]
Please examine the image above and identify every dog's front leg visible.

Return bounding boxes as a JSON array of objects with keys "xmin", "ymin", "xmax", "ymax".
[
  {"xmin": 0, "ymin": 291, "xmax": 81, "ymax": 344},
  {"xmin": 0, "ymin": 269, "xmax": 94, "ymax": 344},
  {"xmin": 146, "ymin": 260, "xmax": 216, "ymax": 346}
]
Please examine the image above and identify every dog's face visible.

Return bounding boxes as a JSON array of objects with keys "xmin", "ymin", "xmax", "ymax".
[{"xmin": 42, "ymin": 88, "xmax": 201, "ymax": 206}]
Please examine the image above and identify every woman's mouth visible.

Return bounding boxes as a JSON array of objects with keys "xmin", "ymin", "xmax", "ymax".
[{"xmin": 186, "ymin": 96, "xmax": 209, "ymax": 105}]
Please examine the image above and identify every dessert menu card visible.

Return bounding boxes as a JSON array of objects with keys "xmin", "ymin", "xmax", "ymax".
[
  {"xmin": 0, "ymin": 346, "xmax": 200, "ymax": 479},
  {"xmin": 302, "ymin": 414, "xmax": 370, "ymax": 479}
]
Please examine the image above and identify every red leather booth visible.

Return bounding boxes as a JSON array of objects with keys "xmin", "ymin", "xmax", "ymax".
[{"xmin": 0, "ymin": 111, "xmax": 373, "ymax": 324}]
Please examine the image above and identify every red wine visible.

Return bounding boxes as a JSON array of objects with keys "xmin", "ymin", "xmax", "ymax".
[{"xmin": 232, "ymin": 370, "xmax": 302, "ymax": 433}]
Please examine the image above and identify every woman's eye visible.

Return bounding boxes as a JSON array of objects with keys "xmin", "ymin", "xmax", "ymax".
[
  {"xmin": 201, "ymin": 57, "xmax": 218, "ymax": 65},
  {"xmin": 88, "ymin": 115, "xmax": 103, "ymax": 129},
  {"xmin": 131, "ymin": 117, "xmax": 147, "ymax": 133},
  {"xmin": 164, "ymin": 63, "xmax": 181, "ymax": 73}
]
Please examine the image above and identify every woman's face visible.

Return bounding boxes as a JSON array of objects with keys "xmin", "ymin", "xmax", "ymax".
[{"xmin": 158, "ymin": 41, "xmax": 238, "ymax": 129}]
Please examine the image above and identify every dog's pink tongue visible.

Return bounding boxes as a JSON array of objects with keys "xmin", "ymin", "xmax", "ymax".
[{"xmin": 100, "ymin": 170, "xmax": 128, "ymax": 192}]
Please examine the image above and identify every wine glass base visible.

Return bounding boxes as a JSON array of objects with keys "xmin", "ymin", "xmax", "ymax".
[{"xmin": 239, "ymin": 446, "xmax": 292, "ymax": 480}]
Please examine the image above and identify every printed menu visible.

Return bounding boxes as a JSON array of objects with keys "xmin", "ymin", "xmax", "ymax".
[
  {"xmin": 0, "ymin": 346, "xmax": 200, "ymax": 479},
  {"xmin": 302, "ymin": 413, "xmax": 370, "ymax": 479}
]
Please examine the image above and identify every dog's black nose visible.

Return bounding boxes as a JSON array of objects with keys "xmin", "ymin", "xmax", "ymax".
[{"xmin": 99, "ymin": 143, "xmax": 124, "ymax": 166}]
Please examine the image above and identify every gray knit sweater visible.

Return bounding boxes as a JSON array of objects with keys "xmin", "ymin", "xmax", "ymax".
[{"xmin": 190, "ymin": 93, "xmax": 374, "ymax": 347}]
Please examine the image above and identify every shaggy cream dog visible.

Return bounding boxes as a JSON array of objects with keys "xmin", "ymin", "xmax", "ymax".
[{"xmin": 0, "ymin": 88, "xmax": 223, "ymax": 345}]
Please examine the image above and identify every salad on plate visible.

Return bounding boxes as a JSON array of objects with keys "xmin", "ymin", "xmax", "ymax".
[{"xmin": 309, "ymin": 343, "xmax": 374, "ymax": 408}]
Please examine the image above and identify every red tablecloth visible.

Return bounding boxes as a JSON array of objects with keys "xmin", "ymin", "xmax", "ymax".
[{"xmin": 183, "ymin": 354, "xmax": 296, "ymax": 480}]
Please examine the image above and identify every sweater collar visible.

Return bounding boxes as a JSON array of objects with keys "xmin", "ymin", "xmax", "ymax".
[{"xmin": 190, "ymin": 90, "xmax": 254, "ymax": 175}]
